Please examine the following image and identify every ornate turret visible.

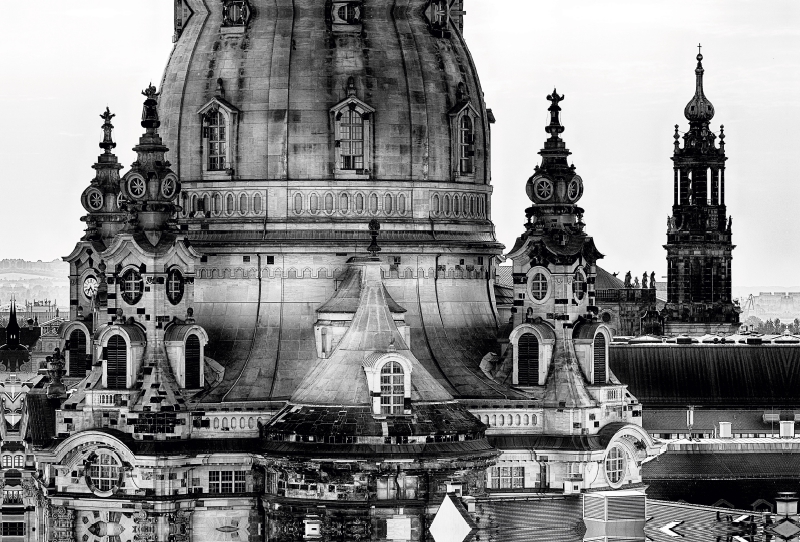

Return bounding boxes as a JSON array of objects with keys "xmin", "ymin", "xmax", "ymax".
[
  {"xmin": 665, "ymin": 47, "xmax": 738, "ymax": 334},
  {"xmin": 524, "ymin": 90, "xmax": 586, "ymax": 233},
  {"xmin": 119, "ymin": 84, "xmax": 181, "ymax": 245},
  {"xmin": 80, "ymin": 108, "xmax": 126, "ymax": 244}
]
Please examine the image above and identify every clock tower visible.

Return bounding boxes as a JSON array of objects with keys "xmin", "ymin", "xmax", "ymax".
[{"xmin": 664, "ymin": 49, "xmax": 739, "ymax": 335}]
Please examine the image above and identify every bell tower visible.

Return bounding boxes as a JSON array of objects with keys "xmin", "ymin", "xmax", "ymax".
[{"xmin": 664, "ymin": 47, "xmax": 739, "ymax": 335}]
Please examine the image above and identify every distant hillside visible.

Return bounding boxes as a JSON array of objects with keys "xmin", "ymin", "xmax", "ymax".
[
  {"xmin": 0, "ymin": 259, "xmax": 68, "ymax": 278},
  {"xmin": 0, "ymin": 259, "xmax": 69, "ymax": 310}
]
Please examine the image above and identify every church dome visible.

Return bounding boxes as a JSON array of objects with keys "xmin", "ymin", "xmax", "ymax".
[
  {"xmin": 684, "ymin": 53, "xmax": 715, "ymax": 123},
  {"xmin": 159, "ymin": 0, "xmax": 491, "ymax": 186}
]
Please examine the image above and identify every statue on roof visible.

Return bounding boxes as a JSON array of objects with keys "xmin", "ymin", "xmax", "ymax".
[
  {"xmin": 624, "ymin": 271, "xmax": 632, "ymax": 288},
  {"xmin": 633, "ymin": 277, "xmax": 639, "ymax": 289},
  {"xmin": 651, "ymin": 271, "xmax": 656, "ymax": 289},
  {"xmin": 642, "ymin": 272, "xmax": 648, "ymax": 290}
]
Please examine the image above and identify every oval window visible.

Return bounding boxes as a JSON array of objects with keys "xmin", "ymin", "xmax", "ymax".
[{"xmin": 530, "ymin": 272, "xmax": 548, "ymax": 301}]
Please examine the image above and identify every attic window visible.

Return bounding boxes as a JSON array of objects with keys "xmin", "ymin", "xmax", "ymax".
[
  {"xmin": 380, "ymin": 362, "xmax": 404, "ymax": 415},
  {"xmin": 332, "ymin": 2, "xmax": 363, "ymax": 31}
]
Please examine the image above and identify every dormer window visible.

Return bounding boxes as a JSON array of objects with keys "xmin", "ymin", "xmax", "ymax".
[
  {"xmin": 206, "ymin": 110, "xmax": 227, "ymax": 171},
  {"xmin": 424, "ymin": 0, "xmax": 451, "ymax": 38},
  {"xmin": 380, "ymin": 362, "xmax": 405, "ymax": 415},
  {"xmin": 594, "ymin": 333, "xmax": 607, "ymax": 384},
  {"xmin": 337, "ymin": 3, "xmax": 360, "ymax": 24},
  {"xmin": 340, "ymin": 109, "xmax": 364, "ymax": 170},
  {"xmin": 331, "ymin": 1, "xmax": 363, "ymax": 32},
  {"xmin": 331, "ymin": 82, "xmax": 375, "ymax": 179},
  {"xmin": 459, "ymin": 115, "xmax": 474, "ymax": 175},
  {"xmin": 106, "ymin": 335, "xmax": 127, "ymax": 390},
  {"xmin": 198, "ymin": 98, "xmax": 239, "ymax": 179}
]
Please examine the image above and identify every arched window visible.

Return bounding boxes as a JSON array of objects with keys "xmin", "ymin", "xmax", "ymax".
[
  {"xmin": 206, "ymin": 110, "xmax": 227, "ymax": 171},
  {"xmin": 310, "ymin": 193, "xmax": 319, "ymax": 214},
  {"xmin": 432, "ymin": 194, "xmax": 440, "ymax": 215},
  {"xmin": 231, "ymin": 417, "xmax": 237, "ymax": 429},
  {"xmin": 13, "ymin": 456, "xmax": 22, "ymax": 468},
  {"xmin": 573, "ymin": 269, "xmax": 586, "ymax": 301},
  {"xmin": 399, "ymin": 194, "xmax": 407, "ymax": 215},
  {"xmin": 1, "ymin": 456, "xmax": 10, "ymax": 468},
  {"xmin": 605, "ymin": 446, "xmax": 626, "ymax": 484},
  {"xmin": 325, "ymin": 193, "xmax": 334, "ymax": 213},
  {"xmin": 459, "ymin": 115, "xmax": 474, "ymax": 175},
  {"xmin": 213, "ymin": 417, "xmax": 220, "ymax": 429},
  {"xmin": 239, "ymin": 193, "xmax": 248, "ymax": 214},
  {"xmin": 337, "ymin": 3, "xmax": 360, "ymax": 24},
  {"xmin": 213, "ymin": 193, "xmax": 222, "ymax": 215},
  {"xmin": 226, "ymin": 194, "xmax": 235, "ymax": 215},
  {"xmin": 222, "ymin": 417, "xmax": 229, "ymax": 429},
  {"xmin": 517, "ymin": 333, "xmax": 539, "ymax": 386},
  {"xmin": 369, "ymin": 193, "xmax": 379, "ymax": 214},
  {"xmin": 191, "ymin": 194, "xmax": 198, "ymax": 214},
  {"xmin": 594, "ymin": 333, "xmax": 607, "ymax": 384},
  {"xmin": 444, "ymin": 194, "xmax": 451, "ymax": 215},
  {"xmin": 68, "ymin": 329, "xmax": 89, "ymax": 377},
  {"xmin": 340, "ymin": 193, "xmax": 350, "ymax": 213},
  {"xmin": 106, "ymin": 335, "xmax": 127, "ymax": 390},
  {"xmin": 380, "ymin": 362, "xmax": 404, "ymax": 415},
  {"xmin": 340, "ymin": 110, "xmax": 364, "ymax": 170},
  {"xmin": 253, "ymin": 193, "xmax": 263, "ymax": 214},
  {"xmin": 453, "ymin": 195, "xmax": 460, "ymax": 216},
  {"xmin": 384, "ymin": 194, "xmax": 393, "ymax": 214},
  {"xmin": 185, "ymin": 335, "xmax": 201, "ymax": 388}
]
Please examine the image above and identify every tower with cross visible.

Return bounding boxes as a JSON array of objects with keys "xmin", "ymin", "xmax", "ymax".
[{"xmin": 664, "ymin": 47, "xmax": 739, "ymax": 335}]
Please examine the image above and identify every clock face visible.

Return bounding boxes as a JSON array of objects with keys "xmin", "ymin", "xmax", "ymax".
[
  {"xmin": 161, "ymin": 176, "xmax": 178, "ymax": 199},
  {"xmin": 534, "ymin": 177, "xmax": 554, "ymax": 201},
  {"xmin": 567, "ymin": 176, "xmax": 583, "ymax": 202},
  {"xmin": 86, "ymin": 188, "xmax": 104, "ymax": 211},
  {"xmin": 128, "ymin": 176, "xmax": 147, "ymax": 199},
  {"xmin": 83, "ymin": 276, "xmax": 99, "ymax": 299}
]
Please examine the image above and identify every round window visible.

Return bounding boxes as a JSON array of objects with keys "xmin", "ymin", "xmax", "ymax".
[
  {"xmin": 127, "ymin": 176, "xmax": 147, "ymax": 199},
  {"xmin": 86, "ymin": 452, "xmax": 122, "ymax": 495},
  {"xmin": 605, "ymin": 445, "xmax": 627, "ymax": 485},
  {"xmin": 83, "ymin": 276, "xmax": 99, "ymax": 299},
  {"xmin": 573, "ymin": 270, "xmax": 586, "ymax": 301},
  {"xmin": 86, "ymin": 188, "xmax": 104, "ymax": 211},
  {"xmin": 534, "ymin": 178, "xmax": 554, "ymax": 201},
  {"xmin": 167, "ymin": 269, "xmax": 184, "ymax": 305},
  {"xmin": 529, "ymin": 272, "xmax": 549, "ymax": 301},
  {"xmin": 120, "ymin": 269, "xmax": 143, "ymax": 305}
]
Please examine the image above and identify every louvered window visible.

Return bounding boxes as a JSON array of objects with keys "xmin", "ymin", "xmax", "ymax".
[
  {"xmin": 517, "ymin": 333, "xmax": 539, "ymax": 386},
  {"xmin": 106, "ymin": 335, "xmax": 127, "ymax": 390},
  {"xmin": 185, "ymin": 335, "xmax": 201, "ymax": 389},
  {"xmin": 594, "ymin": 334, "xmax": 607, "ymax": 384},
  {"xmin": 68, "ymin": 329, "xmax": 89, "ymax": 377}
]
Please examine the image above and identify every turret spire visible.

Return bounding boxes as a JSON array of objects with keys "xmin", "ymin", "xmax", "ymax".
[
  {"xmin": 684, "ymin": 46, "xmax": 715, "ymax": 123},
  {"xmin": 100, "ymin": 107, "xmax": 116, "ymax": 154}
]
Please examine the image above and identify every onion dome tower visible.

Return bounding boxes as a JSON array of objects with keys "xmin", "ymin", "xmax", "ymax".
[
  {"xmin": 261, "ymin": 225, "xmax": 497, "ymax": 537},
  {"xmin": 155, "ymin": 0, "xmax": 506, "ymax": 402},
  {"xmin": 664, "ymin": 48, "xmax": 739, "ymax": 335}
]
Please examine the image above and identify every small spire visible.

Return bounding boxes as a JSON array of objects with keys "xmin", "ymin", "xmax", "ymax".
[
  {"xmin": 141, "ymin": 83, "xmax": 161, "ymax": 130},
  {"xmin": 684, "ymin": 46, "xmax": 715, "ymax": 123},
  {"xmin": 367, "ymin": 219, "xmax": 381, "ymax": 257},
  {"xmin": 545, "ymin": 88, "xmax": 565, "ymax": 139},
  {"xmin": 674, "ymin": 124, "xmax": 680, "ymax": 151},
  {"xmin": 719, "ymin": 124, "xmax": 725, "ymax": 149},
  {"xmin": 215, "ymin": 78, "xmax": 225, "ymax": 98},
  {"xmin": 100, "ymin": 107, "xmax": 116, "ymax": 154}
]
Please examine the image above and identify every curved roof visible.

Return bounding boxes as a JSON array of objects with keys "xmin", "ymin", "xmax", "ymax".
[
  {"xmin": 595, "ymin": 266, "xmax": 625, "ymax": 290},
  {"xmin": 164, "ymin": 323, "xmax": 206, "ymax": 343},
  {"xmin": 573, "ymin": 320, "xmax": 607, "ymax": 341},
  {"xmin": 159, "ymin": 0, "xmax": 491, "ymax": 185},
  {"xmin": 317, "ymin": 262, "xmax": 406, "ymax": 314}
]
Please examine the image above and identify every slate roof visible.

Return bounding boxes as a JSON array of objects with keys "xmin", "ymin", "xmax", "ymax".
[
  {"xmin": 493, "ymin": 284, "xmax": 514, "ymax": 306},
  {"xmin": 643, "ymin": 452, "xmax": 800, "ymax": 479},
  {"xmin": 495, "ymin": 265, "xmax": 513, "ymax": 287},
  {"xmin": 543, "ymin": 332, "xmax": 596, "ymax": 408},
  {"xmin": 643, "ymin": 409, "xmax": 786, "ymax": 433},
  {"xmin": 23, "ymin": 392, "xmax": 58, "ymax": 447},
  {"xmin": 317, "ymin": 265, "xmax": 406, "ymax": 314},
  {"xmin": 292, "ymin": 258, "xmax": 452, "ymax": 405},
  {"xmin": 595, "ymin": 266, "xmax": 625, "ymax": 290},
  {"xmin": 610, "ymin": 344, "xmax": 800, "ymax": 407}
]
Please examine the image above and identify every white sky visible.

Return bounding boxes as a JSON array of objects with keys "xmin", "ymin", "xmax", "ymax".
[{"xmin": 1, "ymin": 1, "xmax": 798, "ymax": 287}]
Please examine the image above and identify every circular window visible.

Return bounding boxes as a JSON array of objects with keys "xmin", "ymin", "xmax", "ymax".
[
  {"xmin": 567, "ymin": 176, "xmax": 583, "ymax": 201},
  {"xmin": 573, "ymin": 270, "xmax": 586, "ymax": 301},
  {"xmin": 605, "ymin": 445, "xmax": 627, "ymax": 485},
  {"xmin": 161, "ymin": 176, "xmax": 178, "ymax": 199},
  {"xmin": 116, "ymin": 193, "xmax": 126, "ymax": 211},
  {"xmin": 167, "ymin": 269, "xmax": 184, "ymax": 305},
  {"xmin": 83, "ymin": 276, "xmax": 99, "ymax": 299},
  {"xmin": 127, "ymin": 176, "xmax": 147, "ymax": 199},
  {"xmin": 86, "ymin": 188, "xmax": 104, "ymax": 211},
  {"xmin": 86, "ymin": 452, "xmax": 123, "ymax": 495},
  {"xmin": 534, "ymin": 178, "xmax": 554, "ymax": 201},
  {"xmin": 601, "ymin": 312, "xmax": 612, "ymax": 323},
  {"xmin": 120, "ymin": 269, "xmax": 143, "ymax": 305},
  {"xmin": 529, "ymin": 272, "xmax": 549, "ymax": 302}
]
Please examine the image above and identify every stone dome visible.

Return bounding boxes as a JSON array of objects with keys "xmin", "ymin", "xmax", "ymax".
[
  {"xmin": 158, "ymin": 0, "xmax": 496, "ymax": 252},
  {"xmin": 684, "ymin": 53, "xmax": 715, "ymax": 123}
]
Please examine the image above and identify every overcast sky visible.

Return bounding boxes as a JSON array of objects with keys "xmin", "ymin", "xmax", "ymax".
[{"xmin": 2, "ymin": 1, "xmax": 798, "ymax": 288}]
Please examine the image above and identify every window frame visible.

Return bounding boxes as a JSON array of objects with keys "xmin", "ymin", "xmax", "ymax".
[
  {"xmin": 331, "ymin": 96, "xmax": 375, "ymax": 179},
  {"xmin": 604, "ymin": 445, "xmax": 627, "ymax": 487},
  {"xmin": 363, "ymin": 354, "xmax": 413, "ymax": 416},
  {"xmin": 120, "ymin": 269, "xmax": 144, "ymax": 305},
  {"xmin": 379, "ymin": 361, "xmax": 405, "ymax": 415},
  {"xmin": 209, "ymin": 470, "xmax": 246, "ymax": 494},
  {"xmin": 488, "ymin": 466, "xmax": 525, "ymax": 490},
  {"xmin": 526, "ymin": 266, "xmax": 552, "ymax": 305},
  {"xmin": 198, "ymin": 99, "xmax": 239, "ymax": 180},
  {"xmin": 449, "ymin": 103, "xmax": 480, "ymax": 182},
  {"xmin": 166, "ymin": 268, "xmax": 185, "ymax": 306}
]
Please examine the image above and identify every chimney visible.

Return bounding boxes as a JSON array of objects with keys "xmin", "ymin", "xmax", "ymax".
[
  {"xmin": 718, "ymin": 421, "xmax": 732, "ymax": 438},
  {"xmin": 776, "ymin": 492, "xmax": 799, "ymax": 516},
  {"xmin": 780, "ymin": 421, "xmax": 795, "ymax": 438}
]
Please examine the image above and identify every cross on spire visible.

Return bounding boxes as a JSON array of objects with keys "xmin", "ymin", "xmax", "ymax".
[{"xmin": 697, "ymin": 43, "xmax": 702, "ymax": 55}]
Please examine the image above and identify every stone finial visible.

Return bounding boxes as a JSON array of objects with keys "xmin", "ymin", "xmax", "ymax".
[
  {"xmin": 46, "ymin": 348, "xmax": 66, "ymax": 398},
  {"xmin": 367, "ymin": 219, "xmax": 381, "ymax": 256},
  {"xmin": 141, "ymin": 83, "xmax": 161, "ymax": 130},
  {"xmin": 347, "ymin": 77, "xmax": 357, "ymax": 98},
  {"xmin": 215, "ymin": 78, "xmax": 225, "ymax": 98},
  {"xmin": 100, "ymin": 107, "xmax": 116, "ymax": 154}
]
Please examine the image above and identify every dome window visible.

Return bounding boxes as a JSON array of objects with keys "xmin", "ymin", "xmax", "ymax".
[
  {"xmin": 605, "ymin": 445, "xmax": 627, "ymax": 486},
  {"xmin": 198, "ymin": 98, "xmax": 239, "ymax": 179},
  {"xmin": 449, "ymin": 101, "xmax": 479, "ymax": 181},
  {"xmin": 331, "ymin": 82, "xmax": 375, "ymax": 180},
  {"xmin": 425, "ymin": 0, "xmax": 451, "ymax": 38},
  {"xmin": 331, "ymin": 2, "xmax": 363, "ymax": 31},
  {"xmin": 86, "ymin": 451, "xmax": 123, "ymax": 496},
  {"xmin": 459, "ymin": 115, "xmax": 475, "ymax": 175},
  {"xmin": 380, "ymin": 362, "xmax": 405, "ymax": 415},
  {"xmin": 205, "ymin": 110, "xmax": 227, "ymax": 171},
  {"xmin": 222, "ymin": 1, "xmax": 251, "ymax": 27}
]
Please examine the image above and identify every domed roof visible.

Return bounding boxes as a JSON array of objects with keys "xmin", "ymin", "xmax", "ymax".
[
  {"xmin": 684, "ymin": 53, "xmax": 715, "ymax": 123},
  {"xmin": 158, "ymin": 0, "xmax": 491, "ymax": 184}
]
